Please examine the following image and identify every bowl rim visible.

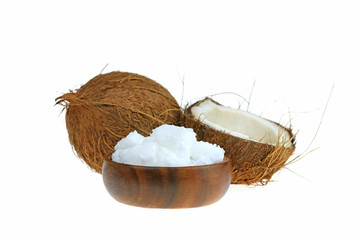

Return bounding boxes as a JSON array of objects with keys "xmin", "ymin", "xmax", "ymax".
[{"xmin": 103, "ymin": 156, "xmax": 231, "ymax": 170}]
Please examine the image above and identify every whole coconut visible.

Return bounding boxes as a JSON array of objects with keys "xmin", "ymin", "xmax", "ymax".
[{"xmin": 56, "ymin": 71, "xmax": 181, "ymax": 173}]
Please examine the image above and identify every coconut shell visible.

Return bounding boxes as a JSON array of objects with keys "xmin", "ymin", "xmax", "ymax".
[
  {"xmin": 56, "ymin": 71, "xmax": 181, "ymax": 173},
  {"xmin": 183, "ymin": 98, "xmax": 296, "ymax": 185}
]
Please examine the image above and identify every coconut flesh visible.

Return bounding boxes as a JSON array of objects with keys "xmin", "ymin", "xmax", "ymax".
[
  {"xmin": 184, "ymin": 98, "xmax": 295, "ymax": 185},
  {"xmin": 190, "ymin": 98, "xmax": 292, "ymax": 147}
]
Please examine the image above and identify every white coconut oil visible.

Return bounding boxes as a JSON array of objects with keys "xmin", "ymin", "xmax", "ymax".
[{"xmin": 111, "ymin": 125, "xmax": 225, "ymax": 167}]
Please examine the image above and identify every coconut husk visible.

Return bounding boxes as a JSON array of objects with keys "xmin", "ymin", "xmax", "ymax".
[
  {"xmin": 55, "ymin": 71, "xmax": 181, "ymax": 173},
  {"xmin": 182, "ymin": 98, "xmax": 296, "ymax": 185}
]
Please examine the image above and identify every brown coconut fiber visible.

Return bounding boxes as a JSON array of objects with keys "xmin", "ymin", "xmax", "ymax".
[
  {"xmin": 183, "ymin": 98, "xmax": 296, "ymax": 185},
  {"xmin": 55, "ymin": 71, "xmax": 181, "ymax": 173}
]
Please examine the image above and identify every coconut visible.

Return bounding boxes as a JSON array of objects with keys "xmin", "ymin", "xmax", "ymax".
[
  {"xmin": 183, "ymin": 98, "xmax": 296, "ymax": 185},
  {"xmin": 55, "ymin": 71, "xmax": 181, "ymax": 173}
]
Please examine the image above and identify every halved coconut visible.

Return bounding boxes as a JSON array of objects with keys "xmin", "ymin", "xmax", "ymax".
[{"xmin": 183, "ymin": 98, "xmax": 296, "ymax": 185}]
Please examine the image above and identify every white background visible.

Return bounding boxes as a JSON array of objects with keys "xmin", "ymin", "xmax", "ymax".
[{"xmin": 1, "ymin": 0, "xmax": 359, "ymax": 239}]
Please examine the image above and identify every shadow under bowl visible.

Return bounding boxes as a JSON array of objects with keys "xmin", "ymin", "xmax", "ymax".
[{"xmin": 102, "ymin": 157, "xmax": 232, "ymax": 208}]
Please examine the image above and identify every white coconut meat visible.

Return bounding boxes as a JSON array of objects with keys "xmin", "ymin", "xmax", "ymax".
[{"xmin": 190, "ymin": 99, "xmax": 293, "ymax": 147}]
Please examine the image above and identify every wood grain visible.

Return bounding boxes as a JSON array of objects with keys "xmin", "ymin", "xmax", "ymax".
[{"xmin": 102, "ymin": 158, "xmax": 232, "ymax": 208}]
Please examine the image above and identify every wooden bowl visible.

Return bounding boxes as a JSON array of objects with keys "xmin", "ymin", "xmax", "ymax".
[{"xmin": 102, "ymin": 157, "xmax": 232, "ymax": 208}]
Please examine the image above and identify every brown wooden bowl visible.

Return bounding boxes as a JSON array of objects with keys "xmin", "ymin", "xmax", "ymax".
[{"xmin": 102, "ymin": 157, "xmax": 232, "ymax": 208}]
